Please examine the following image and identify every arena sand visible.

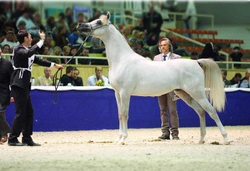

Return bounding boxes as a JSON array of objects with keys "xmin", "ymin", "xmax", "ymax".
[{"xmin": 0, "ymin": 126, "xmax": 249, "ymax": 171}]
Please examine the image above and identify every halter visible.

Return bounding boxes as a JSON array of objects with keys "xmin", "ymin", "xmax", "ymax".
[{"xmin": 83, "ymin": 20, "xmax": 112, "ymax": 35}]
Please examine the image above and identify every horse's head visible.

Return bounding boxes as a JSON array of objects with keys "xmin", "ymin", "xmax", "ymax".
[{"xmin": 76, "ymin": 12, "xmax": 111, "ymax": 35}]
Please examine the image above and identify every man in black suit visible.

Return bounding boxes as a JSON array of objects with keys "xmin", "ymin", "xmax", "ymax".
[
  {"xmin": 8, "ymin": 30, "xmax": 64, "ymax": 146},
  {"xmin": 0, "ymin": 47, "xmax": 13, "ymax": 144}
]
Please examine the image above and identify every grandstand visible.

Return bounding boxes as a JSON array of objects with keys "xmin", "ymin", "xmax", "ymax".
[{"xmin": 2, "ymin": 1, "xmax": 250, "ymax": 83}]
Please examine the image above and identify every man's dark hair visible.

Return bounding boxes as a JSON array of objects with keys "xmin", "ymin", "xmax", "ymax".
[
  {"xmin": 234, "ymin": 73, "xmax": 242, "ymax": 78},
  {"xmin": 66, "ymin": 66, "xmax": 75, "ymax": 74},
  {"xmin": 17, "ymin": 30, "xmax": 29, "ymax": 44}
]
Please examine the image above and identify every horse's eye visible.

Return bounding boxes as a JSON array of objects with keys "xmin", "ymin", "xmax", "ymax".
[{"xmin": 97, "ymin": 20, "xmax": 102, "ymax": 25}]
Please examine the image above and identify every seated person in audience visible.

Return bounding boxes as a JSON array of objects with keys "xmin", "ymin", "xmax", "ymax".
[
  {"xmin": 90, "ymin": 37, "xmax": 106, "ymax": 54},
  {"xmin": 132, "ymin": 40, "xmax": 150, "ymax": 57},
  {"xmin": 199, "ymin": 42, "xmax": 219, "ymax": 61},
  {"xmin": 190, "ymin": 52, "xmax": 198, "ymax": 60},
  {"xmin": 60, "ymin": 45, "xmax": 71, "ymax": 64},
  {"xmin": 48, "ymin": 46, "xmax": 62, "ymax": 64},
  {"xmin": 36, "ymin": 67, "xmax": 53, "ymax": 86},
  {"xmin": 68, "ymin": 26, "xmax": 80, "ymax": 46},
  {"xmin": 79, "ymin": 48, "xmax": 91, "ymax": 65},
  {"xmin": 1, "ymin": 31, "xmax": 19, "ymax": 50},
  {"xmin": 230, "ymin": 73, "xmax": 242, "ymax": 85},
  {"xmin": 1, "ymin": 44, "xmax": 11, "ymax": 59},
  {"xmin": 87, "ymin": 66, "xmax": 109, "ymax": 86},
  {"xmin": 230, "ymin": 46, "xmax": 243, "ymax": 69},
  {"xmin": 128, "ymin": 29, "xmax": 140, "ymax": 47},
  {"xmin": 237, "ymin": 68, "xmax": 250, "ymax": 88},
  {"xmin": 122, "ymin": 26, "xmax": 132, "ymax": 43},
  {"xmin": 221, "ymin": 70, "xmax": 231, "ymax": 87},
  {"xmin": 60, "ymin": 66, "xmax": 75, "ymax": 86},
  {"xmin": 73, "ymin": 68, "xmax": 83, "ymax": 86}
]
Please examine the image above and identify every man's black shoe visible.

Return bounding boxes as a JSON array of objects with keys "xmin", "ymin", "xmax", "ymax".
[
  {"xmin": 22, "ymin": 137, "xmax": 41, "ymax": 146},
  {"xmin": 158, "ymin": 134, "xmax": 170, "ymax": 140},
  {"xmin": 8, "ymin": 138, "xmax": 27, "ymax": 146}
]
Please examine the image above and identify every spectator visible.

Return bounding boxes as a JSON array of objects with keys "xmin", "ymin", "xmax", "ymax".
[
  {"xmin": 0, "ymin": 47, "xmax": 13, "ymax": 144},
  {"xmin": 132, "ymin": 18, "xmax": 144, "ymax": 32},
  {"xmin": 60, "ymin": 45, "xmax": 71, "ymax": 64},
  {"xmin": 199, "ymin": 42, "xmax": 219, "ymax": 61},
  {"xmin": 88, "ymin": 10, "xmax": 101, "ymax": 22},
  {"xmin": 10, "ymin": 1, "xmax": 28, "ymax": 23},
  {"xmin": 54, "ymin": 24, "xmax": 70, "ymax": 50},
  {"xmin": 17, "ymin": 20, "xmax": 26, "ymax": 31},
  {"xmin": 48, "ymin": 46, "xmax": 62, "ymax": 64},
  {"xmin": 221, "ymin": 70, "xmax": 231, "ymax": 87},
  {"xmin": 68, "ymin": 27, "xmax": 80, "ymax": 46},
  {"xmin": 142, "ymin": 2, "xmax": 163, "ymax": 46},
  {"xmin": 91, "ymin": 37, "xmax": 105, "ymax": 54},
  {"xmin": 230, "ymin": 73, "xmax": 242, "ymax": 86},
  {"xmin": 55, "ymin": 12, "xmax": 70, "ymax": 37},
  {"xmin": 60, "ymin": 66, "xmax": 75, "ymax": 86},
  {"xmin": 45, "ymin": 16, "xmax": 56, "ymax": 39},
  {"xmin": 87, "ymin": 66, "xmax": 109, "ymax": 86},
  {"xmin": 153, "ymin": 38, "xmax": 181, "ymax": 140},
  {"xmin": 1, "ymin": 31, "xmax": 19, "ymax": 50},
  {"xmin": 43, "ymin": 36, "xmax": 54, "ymax": 54},
  {"xmin": 79, "ymin": 47, "xmax": 91, "ymax": 65},
  {"xmin": 190, "ymin": 51, "xmax": 198, "ymax": 60},
  {"xmin": 16, "ymin": 8, "xmax": 39, "ymax": 38},
  {"xmin": 36, "ymin": 67, "xmax": 53, "ymax": 86},
  {"xmin": 76, "ymin": 12, "xmax": 84, "ymax": 24},
  {"xmin": 65, "ymin": 7, "xmax": 73, "ymax": 27},
  {"xmin": 230, "ymin": 46, "xmax": 243, "ymax": 69},
  {"xmin": 32, "ymin": 12, "xmax": 45, "ymax": 32},
  {"xmin": 1, "ymin": 44, "xmax": 11, "ymax": 59},
  {"xmin": 73, "ymin": 68, "xmax": 83, "ymax": 86},
  {"xmin": 132, "ymin": 40, "xmax": 150, "ymax": 57},
  {"xmin": 237, "ymin": 68, "xmax": 250, "ymax": 88},
  {"xmin": 122, "ymin": 26, "xmax": 131, "ymax": 43},
  {"xmin": 129, "ymin": 29, "xmax": 140, "ymax": 47}
]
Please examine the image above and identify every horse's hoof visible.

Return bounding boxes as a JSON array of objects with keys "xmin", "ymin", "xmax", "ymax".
[
  {"xmin": 199, "ymin": 140, "xmax": 205, "ymax": 144},
  {"xmin": 117, "ymin": 141, "xmax": 125, "ymax": 145},
  {"xmin": 224, "ymin": 141, "xmax": 230, "ymax": 145}
]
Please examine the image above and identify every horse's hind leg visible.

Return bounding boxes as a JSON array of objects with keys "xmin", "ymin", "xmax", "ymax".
[
  {"xmin": 175, "ymin": 90, "xmax": 207, "ymax": 144},
  {"xmin": 198, "ymin": 100, "xmax": 230, "ymax": 145},
  {"xmin": 176, "ymin": 90, "xmax": 230, "ymax": 145}
]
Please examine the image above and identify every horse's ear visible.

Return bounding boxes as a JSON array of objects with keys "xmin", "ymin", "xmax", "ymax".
[{"xmin": 107, "ymin": 11, "xmax": 110, "ymax": 20}]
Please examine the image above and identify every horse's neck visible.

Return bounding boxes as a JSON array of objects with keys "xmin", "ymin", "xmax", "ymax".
[{"xmin": 101, "ymin": 26, "xmax": 134, "ymax": 66}]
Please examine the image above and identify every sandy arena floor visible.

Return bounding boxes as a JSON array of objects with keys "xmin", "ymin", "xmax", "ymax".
[{"xmin": 0, "ymin": 126, "xmax": 249, "ymax": 171}]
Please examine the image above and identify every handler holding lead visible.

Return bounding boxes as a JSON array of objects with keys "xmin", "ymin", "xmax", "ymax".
[{"xmin": 8, "ymin": 30, "xmax": 64, "ymax": 146}]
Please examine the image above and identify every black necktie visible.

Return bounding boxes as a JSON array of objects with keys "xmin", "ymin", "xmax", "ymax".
[{"xmin": 163, "ymin": 55, "xmax": 167, "ymax": 61}]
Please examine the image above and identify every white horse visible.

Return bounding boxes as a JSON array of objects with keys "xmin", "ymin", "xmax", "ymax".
[{"xmin": 77, "ymin": 12, "xmax": 230, "ymax": 145}]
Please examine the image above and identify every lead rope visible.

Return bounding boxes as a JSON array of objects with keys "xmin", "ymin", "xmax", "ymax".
[{"xmin": 52, "ymin": 32, "xmax": 92, "ymax": 104}]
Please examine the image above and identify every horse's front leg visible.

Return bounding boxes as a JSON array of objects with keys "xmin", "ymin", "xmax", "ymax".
[{"xmin": 114, "ymin": 91, "xmax": 130, "ymax": 145}]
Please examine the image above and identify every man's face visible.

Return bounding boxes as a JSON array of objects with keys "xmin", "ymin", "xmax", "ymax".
[
  {"xmin": 73, "ymin": 70, "xmax": 79, "ymax": 79},
  {"xmin": 82, "ymin": 49, "xmax": 89, "ymax": 56},
  {"xmin": 44, "ymin": 68, "xmax": 51, "ymax": 78},
  {"xmin": 26, "ymin": 33, "xmax": 33, "ymax": 46},
  {"xmin": 159, "ymin": 40, "xmax": 170, "ymax": 54},
  {"xmin": 95, "ymin": 67, "xmax": 103, "ymax": 78}
]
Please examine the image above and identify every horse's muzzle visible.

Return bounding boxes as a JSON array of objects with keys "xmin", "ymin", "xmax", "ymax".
[{"xmin": 76, "ymin": 23, "xmax": 91, "ymax": 33}]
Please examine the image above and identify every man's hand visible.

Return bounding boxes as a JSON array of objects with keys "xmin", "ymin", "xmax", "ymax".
[
  {"xmin": 54, "ymin": 64, "xmax": 64, "ymax": 70},
  {"xmin": 39, "ymin": 30, "xmax": 45, "ymax": 39}
]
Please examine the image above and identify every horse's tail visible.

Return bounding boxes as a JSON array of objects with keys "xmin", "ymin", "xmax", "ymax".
[{"xmin": 197, "ymin": 58, "xmax": 225, "ymax": 112}]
